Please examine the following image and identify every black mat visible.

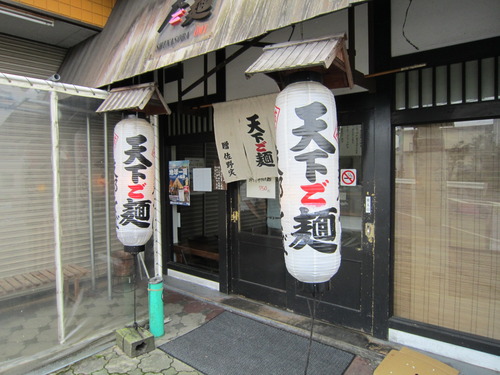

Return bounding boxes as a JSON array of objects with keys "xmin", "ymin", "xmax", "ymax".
[{"xmin": 159, "ymin": 311, "xmax": 354, "ymax": 375}]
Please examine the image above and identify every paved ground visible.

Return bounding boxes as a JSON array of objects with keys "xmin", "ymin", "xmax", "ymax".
[
  {"xmin": 46, "ymin": 276, "xmax": 498, "ymax": 375},
  {"xmin": 49, "ymin": 287, "xmax": 378, "ymax": 375},
  {"xmin": 51, "ymin": 291, "xmax": 224, "ymax": 375}
]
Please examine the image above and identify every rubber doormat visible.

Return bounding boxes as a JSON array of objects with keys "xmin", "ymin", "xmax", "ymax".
[{"xmin": 159, "ymin": 311, "xmax": 354, "ymax": 375}]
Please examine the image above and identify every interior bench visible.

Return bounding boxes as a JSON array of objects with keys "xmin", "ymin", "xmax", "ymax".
[{"xmin": 0, "ymin": 264, "xmax": 89, "ymax": 302}]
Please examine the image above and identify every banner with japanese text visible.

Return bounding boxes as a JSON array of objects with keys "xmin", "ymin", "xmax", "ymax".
[{"xmin": 213, "ymin": 93, "xmax": 278, "ymax": 183}]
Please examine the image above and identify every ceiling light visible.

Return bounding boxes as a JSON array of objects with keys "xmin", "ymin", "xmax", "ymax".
[{"xmin": 0, "ymin": 4, "xmax": 54, "ymax": 27}]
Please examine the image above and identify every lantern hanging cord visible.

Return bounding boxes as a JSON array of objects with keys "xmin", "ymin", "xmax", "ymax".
[{"xmin": 303, "ymin": 290, "xmax": 322, "ymax": 375}]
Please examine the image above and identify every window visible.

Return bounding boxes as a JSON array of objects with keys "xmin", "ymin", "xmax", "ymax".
[
  {"xmin": 395, "ymin": 57, "xmax": 500, "ymax": 110},
  {"xmin": 170, "ymin": 141, "xmax": 221, "ymax": 274},
  {"xmin": 394, "ymin": 119, "xmax": 500, "ymax": 340},
  {"xmin": 239, "ymin": 179, "xmax": 281, "ymax": 237}
]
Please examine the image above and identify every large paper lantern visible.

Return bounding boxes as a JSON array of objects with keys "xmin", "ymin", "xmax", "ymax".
[
  {"xmin": 114, "ymin": 116, "xmax": 155, "ymax": 253},
  {"xmin": 275, "ymin": 77, "xmax": 341, "ymax": 284}
]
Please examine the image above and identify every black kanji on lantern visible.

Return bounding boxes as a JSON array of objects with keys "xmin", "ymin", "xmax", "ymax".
[
  {"xmin": 119, "ymin": 198, "xmax": 152, "ymax": 228},
  {"xmin": 289, "ymin": 206, "xmax": 338, "ymax": 253},
  {"xmin": 295, "ymin": 149, "xmax": 329, "ymax": 183},
  {"xmin": 291, "ymin": 102, "xmax": 335, "ymax": 154},
  {"xmin": 124, "ymin": 135, "xmax": 152, "ymax": 183}
]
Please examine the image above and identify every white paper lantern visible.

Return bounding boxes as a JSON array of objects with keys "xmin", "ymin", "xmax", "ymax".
[
  {"xmin": 114, "ymin": 116, "xmax": 155, "ymax": 253},
  {"xmin": 275, "ymin": 79, "xmax": 341, "ymax": 284}
]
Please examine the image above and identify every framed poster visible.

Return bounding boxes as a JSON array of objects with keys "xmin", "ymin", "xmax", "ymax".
[{"xmin": 169, "ymin": 160, "xmax": 190, "ymax": 206}]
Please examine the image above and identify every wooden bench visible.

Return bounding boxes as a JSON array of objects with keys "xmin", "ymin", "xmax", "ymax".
[
  {"xmin": 0, "ymin": 265, "xmax": 89, "ymax": 302},
  {"xmin": 173, "ymin": 237, "xmax": 220, "ymax": 265}
]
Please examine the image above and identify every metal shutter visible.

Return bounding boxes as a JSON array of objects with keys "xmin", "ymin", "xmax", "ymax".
[
  {"xmin": 0, "ymin": 34, "xmax": 67, "ymax": 79},
  {"xmin": 0, "ymin": 85, "xmax": 122, "ymax": 278}
]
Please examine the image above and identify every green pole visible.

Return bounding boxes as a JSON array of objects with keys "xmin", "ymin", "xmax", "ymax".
[{"xmin": 148, "ymin": 276, "xmax": 164, "ymax": 337}]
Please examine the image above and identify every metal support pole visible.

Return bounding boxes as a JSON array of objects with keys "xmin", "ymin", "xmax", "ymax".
[
  {"xmin": 86, "ymin": 116, "xmax": 96, "ymax": 289},
  {"xmin": 50, "ymin": 91, "xmax": 65, "ymax": 343},
  {"xmin": 153, "ymin": 115, "xmax": 162, "ymax": 277},
  {"xmin": 104, "ymin": 113, "xmax": 113, "ymax": 299}
]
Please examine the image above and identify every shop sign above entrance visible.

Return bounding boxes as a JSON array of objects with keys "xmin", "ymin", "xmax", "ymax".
[{"xmin": 156, "ymin": 0, "xmax": 222, "ymax": 54}]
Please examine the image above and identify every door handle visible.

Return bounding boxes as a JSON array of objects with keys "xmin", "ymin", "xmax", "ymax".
[{"xmin": 365, "ymin": 222, "xmax": 374, "ymax": 243}]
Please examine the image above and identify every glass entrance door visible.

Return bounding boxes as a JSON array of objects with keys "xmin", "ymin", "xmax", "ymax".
[
  {"xmin": 289, "ymin": 116, "xmax": 375, "ymax": 333},
  {"xmin": 230, "ymin": 110, "xmax": 375, "ymax": 333}
]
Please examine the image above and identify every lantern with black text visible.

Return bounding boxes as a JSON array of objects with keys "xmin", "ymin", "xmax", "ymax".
[
  {"xmin": 275, "ymin": 77, "xmax": 341, "ymax": 285},
  {"xmin": 114, "ymin": 116, "xmax": 155, "ymax": 253}
]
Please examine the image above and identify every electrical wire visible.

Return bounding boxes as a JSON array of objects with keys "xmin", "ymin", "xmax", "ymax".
[
  {"xmin": 288, "ymin": 24, "xmax": 296, "ymax": 41},
  {"xmin": 303, "ymin": 290, "xmax": 322, "ymax": 375},
  {"xmin": 402, "ymin": 0, "xmax": 419, "ymax": 50}
]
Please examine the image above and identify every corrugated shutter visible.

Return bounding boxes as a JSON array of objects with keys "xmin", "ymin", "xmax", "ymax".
[
  {"xmin": 58, "ymin": 99, "xmax": 123, "ymax": 276},
  {"xmin": 0, "ymin": 34, "xmax": 67, "ymax": 79},
  {"xmin": 0, "ymin": 85, "xmax": 122, "ymax": 279},
  {"xmin": 0, "ymin": 88, "xmax": 54, "ymax": 274}
]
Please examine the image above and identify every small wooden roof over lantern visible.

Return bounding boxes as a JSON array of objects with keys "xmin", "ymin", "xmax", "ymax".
[
  {"xmin": 245, "ymin": 34, "xmax": 353, "ymax": 90},
  {"xmin": 96, "ymin": 82, "xmax": 171, "ymax": 115}
]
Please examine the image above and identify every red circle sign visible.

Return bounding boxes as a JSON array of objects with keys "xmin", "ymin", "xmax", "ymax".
[{"xmin": 341, "ymin": 169, "xmax": 356, "ymax": 186}]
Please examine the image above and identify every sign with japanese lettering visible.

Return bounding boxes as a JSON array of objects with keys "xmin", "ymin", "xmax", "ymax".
[
  {"xmin": 213, "ymin": 93, "xmax": 278, "ymax": 183},
  {"xmin": 247, "ymin": 177, "xmax": 276, "ymax": 199},
  {"xmin": 212, "ymin": 165, "xmax": 226, "ymax": 190},
  {"xmin": 169, "ymin": 160, "xmax": 190, "ymax": 206},
  {"xmin": 275, "ymin": 81, "xmax": 341, "ymax": 284},
  {"xmin": 339, "ymin": 124, "xmax": 362, "ymax": 156},
  {"xmin": 114, "ymin": 117, "xmax": 155, "ymax": 252},
  {"xmin": 156, "ymin": 0, "xmax": 222, "ymax": 55}
]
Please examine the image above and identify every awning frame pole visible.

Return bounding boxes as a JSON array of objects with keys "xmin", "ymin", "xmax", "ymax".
[
  {"xmin": 0, "ymin": 72, "xmax": 108, "ymax": 99},
  {"xmin": 86, "ymin": 115, "xmax": 96, "ymax": 289},
  {"xmin": 50, "ymin": 91, "xmax": 65, "ymax": 344}
]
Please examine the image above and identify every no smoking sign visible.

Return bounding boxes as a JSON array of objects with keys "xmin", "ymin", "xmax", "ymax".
[{"xmin": 341, "ymin": 169, "xmax": 357, "ymax": 186}]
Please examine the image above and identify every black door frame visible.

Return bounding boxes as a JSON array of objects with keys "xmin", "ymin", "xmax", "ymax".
[
  {"xmin": 335, "ymin": 92, "xmax": 392, "ymax": 339},
  {"xmin": 286, "ymin": 101, "xmax": 376, "ymax": 335},
  {"xmin": 227, "ymin": 92, "xmax": 392, "ymax": 337}
]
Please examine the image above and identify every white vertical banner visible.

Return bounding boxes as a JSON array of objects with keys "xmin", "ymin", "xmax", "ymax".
[{"xmin": 213, "ymin": 93, "xmax": 278, "ymax": 183}]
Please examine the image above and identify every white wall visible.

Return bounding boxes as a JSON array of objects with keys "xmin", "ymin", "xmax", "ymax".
[
  {"xmin": 162, "ymin": 4, "xmax": 370, "ymax": 104},
  {"xmin": 164, "ymin": 52, "xmax": 218, "ymax": 103},
  {"xmin": 391, "ymin": 0, "xmax": 500, "ymax": 56},
  {"xmin": 226, "ymin": 5, "xmax": 369, "ymax": 101},
  {"xmin": 389, "ymin": 329, "xmax": 500, "ymax": 372},
  {"xmin": 164, "ymin": 1, "xmax": 499, "ymax": 104}
]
